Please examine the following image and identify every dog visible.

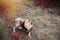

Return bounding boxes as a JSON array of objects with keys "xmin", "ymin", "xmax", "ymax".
[{"xmin": 12, "ymin": 18, "xmax": 33, "ymax": 39}]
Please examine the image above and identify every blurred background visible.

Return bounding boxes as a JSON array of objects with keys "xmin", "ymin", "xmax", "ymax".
[{"xmin": 0, "ymin": 0, "xmax": 60, "ymax": 40}]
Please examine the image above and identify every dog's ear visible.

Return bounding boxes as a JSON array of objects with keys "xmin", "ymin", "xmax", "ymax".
[{"xmin": 27, "ymin": 19, "xmax": 33, "ymax": 25}]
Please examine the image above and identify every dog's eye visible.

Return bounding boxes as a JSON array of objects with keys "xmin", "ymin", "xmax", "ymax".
[{"xmin": 30, "ymin": 22, "xmax": 32, "ymax": 25}]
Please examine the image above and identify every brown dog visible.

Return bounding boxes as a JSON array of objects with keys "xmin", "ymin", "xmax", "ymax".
[{"xmin": 13, "ymin": 18, "xmax": 33, "ymax": 38}]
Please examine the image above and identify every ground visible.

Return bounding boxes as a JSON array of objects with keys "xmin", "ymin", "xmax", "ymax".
[{"xmin": 0, "ymin": 0, "xmax": 60, "ymax": 40}]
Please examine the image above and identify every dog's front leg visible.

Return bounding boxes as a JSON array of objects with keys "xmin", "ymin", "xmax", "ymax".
[
  {"xmin": 25, "ymin": 32, "xmax": 31, "ymax": 40},
  {"xmin": 28, "ymin": 32, "xmax": 31, "ymax": 38}
]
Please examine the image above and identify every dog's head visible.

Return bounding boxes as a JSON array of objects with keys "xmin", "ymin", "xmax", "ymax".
[{"xmin": 24, "ymin": 19, "xmax": 33, "ymax": 31}]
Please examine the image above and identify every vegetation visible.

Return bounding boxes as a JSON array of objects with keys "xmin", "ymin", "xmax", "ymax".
[{"xmin": 0, "ymin": 0, "xmax": 60, "ymax": 40}]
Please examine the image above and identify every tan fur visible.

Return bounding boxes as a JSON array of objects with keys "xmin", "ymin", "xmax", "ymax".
[{"xmin": 24, "ymin": 19, "xmax": 33, "ymax": 30}]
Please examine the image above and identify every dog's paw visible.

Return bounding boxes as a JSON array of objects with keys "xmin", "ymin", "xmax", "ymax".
[{"xmin": 25, "ymin": 35, "xmax": 31, "ymax": 40}]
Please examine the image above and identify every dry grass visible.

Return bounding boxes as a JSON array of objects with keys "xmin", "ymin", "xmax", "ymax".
[{"xmin": 0, "ymin": 0, "xmax": 60, "ymax": 40}]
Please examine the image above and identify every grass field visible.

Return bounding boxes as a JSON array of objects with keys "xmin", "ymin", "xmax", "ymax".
[{"xmin": 0, "ymin": 0, "xmax": 60, "ymax": 40}]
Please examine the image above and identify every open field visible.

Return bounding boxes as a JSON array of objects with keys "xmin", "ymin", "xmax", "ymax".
[{"xmin": 0, "ymin": 0, "xmax": 60, "ymax": 40}]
